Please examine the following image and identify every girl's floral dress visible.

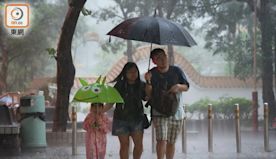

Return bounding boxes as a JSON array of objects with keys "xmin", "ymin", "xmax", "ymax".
[{"xmin": 83, "ymin": 112, "xmax": 111, "ymax": 159}]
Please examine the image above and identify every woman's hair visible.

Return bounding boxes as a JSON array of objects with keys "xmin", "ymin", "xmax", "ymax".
[{"xmin": 111, "ymin": 62, "xmax": 141, "ymax": 84}]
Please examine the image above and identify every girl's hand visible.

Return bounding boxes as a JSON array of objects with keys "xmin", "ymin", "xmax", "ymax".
[{"xmin": 91, "ymin": 121, "xmax": 100, "ymax": 129}]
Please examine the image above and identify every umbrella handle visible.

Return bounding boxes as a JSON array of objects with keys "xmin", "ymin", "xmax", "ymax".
[
  {"xmin": 147, "ymin": 58, "xmax": 150, "ymax": 71},
  {"xmin": 148, "ymin": 43, "xmax": 153, "ymax": 71}
]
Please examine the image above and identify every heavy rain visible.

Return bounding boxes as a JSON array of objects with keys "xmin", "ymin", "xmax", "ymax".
[{"xmin": 0, "ymin": 0, "xmax": 276, "ymax": 158}]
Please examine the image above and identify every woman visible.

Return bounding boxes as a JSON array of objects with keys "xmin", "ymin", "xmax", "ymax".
[{"xmin": 109, "ymin": 62, "xmax": 151, "ymax": 159}]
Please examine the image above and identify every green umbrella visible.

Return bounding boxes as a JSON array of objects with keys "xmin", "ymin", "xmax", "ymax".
[
  {"xmin": 73, "ymin": 76, "xmax": 123, "ymax": 159},
  {"xmin": 73, "ymin": 76, "xmax": 124, "ymax": 103}
]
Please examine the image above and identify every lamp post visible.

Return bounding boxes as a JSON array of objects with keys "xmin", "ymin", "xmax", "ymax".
[{"xmin": 252, "ymin": 0, "xmax": 258, "ymax": 132}]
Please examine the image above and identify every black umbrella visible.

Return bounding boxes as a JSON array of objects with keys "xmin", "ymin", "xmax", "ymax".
[
  {"xmin": 107, "ymin": 16, "xmax": 197, "ymax": 70},
  {"xmin": 107, "ymin": 16, "xmax": 197, "ymax": 46}
]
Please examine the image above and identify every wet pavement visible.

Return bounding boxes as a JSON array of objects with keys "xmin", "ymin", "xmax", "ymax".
[{"xmin": 1, "ymin": 129, "xmax": 276, "ymax": 159}]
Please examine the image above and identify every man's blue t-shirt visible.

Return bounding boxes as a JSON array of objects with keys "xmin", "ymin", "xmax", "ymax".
[{"xmin": 150, "ymin": 66, "xmax": 189, "ymax": 119}]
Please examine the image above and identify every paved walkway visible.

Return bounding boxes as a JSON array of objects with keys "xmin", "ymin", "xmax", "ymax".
[{"xmin": 2, "ymin": 129, "xmax": 276, "ymax": 159}]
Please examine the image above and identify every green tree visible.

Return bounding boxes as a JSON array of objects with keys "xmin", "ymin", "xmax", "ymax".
[
  {"xmin": 188, "ymin": 0, "xmax": 276, "ymax": 124},
  {"xmin": 153, "ymin": 0, "xmax": 196, "ymax": 65},
  {"xmin": 93, "ymin": 0, "xmax": 155, "ymax": 62},
  {"xmin": 0, "ymin": 1, "xmax": 67, "ymax": 93},
  {"xmin": 258, "ymin": 0, "xmax": 276, "ymax": 123},
  {"xmin": 93, "ymin": 0, "xmax": 196, "ymax": 63}
]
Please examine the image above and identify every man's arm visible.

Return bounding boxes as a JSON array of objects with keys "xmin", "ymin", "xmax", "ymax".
[
  {"xmin": 144, "ymin": 72, "xmax": 153, "ymax": 99},
  {"xmin": 170, "ymin": 66, "xmax": 189, "ymax": 93},
  {"xmin": 168, "ymin": 83, "xmax": 189, "ymax": 93}
]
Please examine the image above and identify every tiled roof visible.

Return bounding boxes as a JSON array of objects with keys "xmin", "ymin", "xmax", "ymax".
[
  {"xmin": 28, "ymin": 45, "xmax": 261, "ymax": 90},
  {"xmin": 107, "ymin": 46, "xmax": 261, "ymax": 88},
  {"xmin": 73, "ymin": 77, "xmax": 98, "ymax": 89}
]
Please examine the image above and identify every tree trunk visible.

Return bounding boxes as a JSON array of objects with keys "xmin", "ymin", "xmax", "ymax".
[
  {"xmin": 0, "ymin": 46, "xmax": 8, "ymax": 93},
  {"xmin": 167, "ymin": 45, "xmax": 174, "ymax": 65},
  {"xmin": 52, "ymin": 0, "xmax": 86, "ymax": 132},
  {"xmin": 274, "ymin": 30, "xmax": 276, "ymax": 95},
  {"xmin": 0, "ymin": 31, "xmax": 8, "ymax": 94},
  {"xmin": 126, "ymin": 40, "xmax": 133, "ymax": 62},
  {"xmin": 165, "ymin": 0, "xmax": 177, "ymax": 66},
  {"xmin": 259, "ymin": 0, "xmax": 276, "ymax": 125},
  {"xmin": 156, "ymin": 0, "xmax": 164, "ymax": 17}
]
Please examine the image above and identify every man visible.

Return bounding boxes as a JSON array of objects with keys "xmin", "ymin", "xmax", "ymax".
[{"xmin": 145, "ymin": 48, "xmax": 189, "ymax": 159}]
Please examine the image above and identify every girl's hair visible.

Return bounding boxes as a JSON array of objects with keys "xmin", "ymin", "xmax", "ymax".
[
  {"xmin": 91, "ymin": 103, "xmax": 103, "ymax": 106},
  {"xmin": 111, "ymin": 62, "xmax": 141, "ymax": 84},
  {"xmin": 90, "ymin": 103, "xmax": 103, "ymax": 111},
  {"xmin": 111, "ymin": 62, "xmax": 142, "ymax": 96}
]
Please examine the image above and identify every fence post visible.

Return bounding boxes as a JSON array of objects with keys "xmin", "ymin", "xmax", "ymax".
[
  {"xmin": 182, "ymin": 104, "xmax": 187, "ymax": 153},
  {"xmin": 208, "ymin": 104, "xmax": 213, "ymax": 153},
  {"xmin": 264, "ymin": 103, "xmax": 270, "ymax": 152},
  {"xmin": 129, "ymin": 136, "xmax": 133, "ymax": 154},
  {"xmin": 235, "ymin": 104, "xmax": 241, "ymax": 153},
  {"xmin": 72, "ymin": 106, "xmax": 77, "ymax": 155}
]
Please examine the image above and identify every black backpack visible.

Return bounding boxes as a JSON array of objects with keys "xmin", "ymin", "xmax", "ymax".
[
  {"xmin": 151, "ymin": 91, "xmax": 178, "ymax": 117},
  {"xmin": 149, "ymin": 67, "xmax": 179, "ymax": 117}
]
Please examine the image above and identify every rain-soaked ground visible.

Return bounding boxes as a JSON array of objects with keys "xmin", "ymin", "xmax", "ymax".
[{"xmin": 2, "ymin": 128, "xmax": 276, "ymax": 159}]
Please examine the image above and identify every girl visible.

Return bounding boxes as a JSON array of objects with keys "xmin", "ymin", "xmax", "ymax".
[
  {"xmin": 83, "ymin": 103, "xmax": 111, "ymax": 159},
  {"xmin": 109, "ymin": 62, "xmax": 151, "ymax": 159}
]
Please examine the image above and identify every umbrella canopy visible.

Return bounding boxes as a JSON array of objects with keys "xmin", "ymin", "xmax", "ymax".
[
  {"xmin": 107, "ymin": 16, "xmax": 197, "ymax": 47},
  {"xmin": 73, "ymin": 76, "xmax": 124, "ymax": 104}
]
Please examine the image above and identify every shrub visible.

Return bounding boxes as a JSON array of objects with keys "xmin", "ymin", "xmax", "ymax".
[{"xmin": 189, "ymin": 97, "xmax": 252, "ymax": 119}]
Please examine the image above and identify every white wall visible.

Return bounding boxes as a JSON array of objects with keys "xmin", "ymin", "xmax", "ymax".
[{"xmin": 186, "ymin": 80, "xmax": 263, "ymax": 105}]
